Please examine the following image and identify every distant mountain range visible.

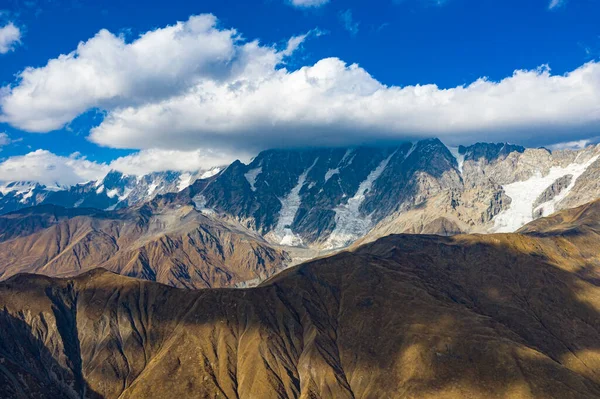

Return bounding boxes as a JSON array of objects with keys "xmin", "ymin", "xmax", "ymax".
[{"xmin": 0, "ymin": 168, "xmax": 221, "ymax": 214}]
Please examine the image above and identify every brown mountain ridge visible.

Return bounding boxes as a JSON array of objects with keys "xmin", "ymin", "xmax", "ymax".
[
  {"xmin": 1, "ymin": 199, "xmax": 600, "ymax": 398},
  {"xmin": 0, "ymin": 202, "xmax": 288, "ymax": 289}
]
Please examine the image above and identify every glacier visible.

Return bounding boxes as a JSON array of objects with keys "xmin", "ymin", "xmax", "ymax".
[
  {"xmin": 271, "ymin": 158, "xmax": 318, "ymax": 246},
  {"xmin": 323, "ymin": 152, "xmax": 396, "ymax": 249},
  {"xmin": 493, "ymin": 155, "xmax": 599, "ymax": 233}
]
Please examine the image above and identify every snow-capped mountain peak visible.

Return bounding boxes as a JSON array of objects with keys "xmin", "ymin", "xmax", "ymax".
[{"xmin": 0, "ymin": 167, "xmax": 224, "ymax": 214}]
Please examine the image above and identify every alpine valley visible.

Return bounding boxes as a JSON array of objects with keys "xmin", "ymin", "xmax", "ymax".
[{"xmin": 3, "ymin": 139, "xmax": 600, "ymax": 398}]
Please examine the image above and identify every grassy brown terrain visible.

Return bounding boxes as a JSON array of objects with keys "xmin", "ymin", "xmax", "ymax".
[
  {"xmin": 1, "ymin": 200, "xmax": 600, "ymax": 397},
  {"xmin": 0, "ymin": 203, "xmax": 288, "ymax": 289}
]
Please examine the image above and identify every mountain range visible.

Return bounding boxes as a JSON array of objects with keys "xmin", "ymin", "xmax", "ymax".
[
  {"xmin": 2, "ymin": 139, "xmax": 600, "ymax": 288},
  {"xmin": 2, "ymin": 139, "xmax": 600, "ymax": 397},
  {"xmin": 5, "ymin": 140, "xmax": 600, "ymax": 251},
  {"xmin": 0, "ymin": 168, "xmax": 221, "ymax": 215},
  {"xmin": 1, "ymin": 199, "xmax": 600, "ymax": 398}
]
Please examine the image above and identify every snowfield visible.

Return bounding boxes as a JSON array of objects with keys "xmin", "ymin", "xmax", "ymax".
[{"xmin": 493, "ymin": 155, "xmax": 599, "ymax": 233}]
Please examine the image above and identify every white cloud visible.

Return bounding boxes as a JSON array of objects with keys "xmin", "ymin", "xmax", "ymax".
[
  {"xmin": 87, "ymin": 60, "xmax": 600, "ymax": 151},
  {"xmin": 107, "ymin": 148, "xmax": 251, "ymax": 176},
  {"xmin": 0, "ymin": 15, "xmax": 240, "ymax": 132},
  {"xmin": 0, "ymin": 150, "xmax": 109, "ymax": 186},
  {"xmin": 0, "ymin": 148, "xmax": 249, "ymax": 186},
  {"xmin": 0, "ymin": 14, "xmax": 313, "ymax": 133},
  {"xmin": 339, "ymin": 9, "xmax": 359, "ymax": 36},
  {"xmin": 2, "ymin": 14, "xmax": 600, "ymax": 155},
  {"xmin": 0, "ymin": 22, "xmax": 21, "ymax": 54},
  {"xmin": 547, "ymin": 137, "xmax": 600, "ymax": 151},
  {"xmin": 0, "ymin": 133, "xmax": 11, "ymax": 146},
  {"xmin": 282, "ymin": 29, "xmax": 323, "ymax": 56},
  {"xmin": 548, "ymin": 0, "xmax": 566, "ymax": 9},
  {"xmin": 289, "ymin": 0, "xmax": 330, "ymax": 7}
]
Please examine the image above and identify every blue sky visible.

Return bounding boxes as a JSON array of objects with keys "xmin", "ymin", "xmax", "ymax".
[{"xmin": 0, "ymin": 0, "xmax": 599, "ymax": 185}]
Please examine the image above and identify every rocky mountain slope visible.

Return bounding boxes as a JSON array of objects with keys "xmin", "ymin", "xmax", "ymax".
[
  {"xmin": 0, "ymin": 201, "xmax": 288, "ymax": 289},
  {"xmin": 1, "ymin": 200, "xmax": 600, "ymax": 398},
  {"xmin": 178, "ymin": 140, "xmax": 600, "ymax": 249}
]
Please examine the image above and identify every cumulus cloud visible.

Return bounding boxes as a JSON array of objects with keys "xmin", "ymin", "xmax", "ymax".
[
  {"xmin": 0, "ymin": 147, "xmax": 251, "ymax": 186},
  {"xmin": 108, "ymin": 148, "xmax": 251, "ymax": 176},
  {"xmin": 0, "ymin": 14, "xmax": 314, "ymax": 133},
  {"xmin": 2, "ymin": 14, "xmax": 600, "ymax": 156},
  {"xmin": 289, "ymin": 0, "xmax": 330, "ymax": 7},
  {"xmin": 0, "ymin": 22, "xmax": 21, "ymax": 54},
  {"xmin": 0, "ymin": 15, "xmax": 241, "ymax": 131},
  {"xmin": 0, "ymin": 150, "xmax": 109, "ymax": 186},
  {"xmin": 87, "ymin": 60, "xmax": 600, "ymax": 151}
]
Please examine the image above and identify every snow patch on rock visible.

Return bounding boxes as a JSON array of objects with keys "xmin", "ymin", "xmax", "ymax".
[
  {"xmin": 178, "ymin": 173, "xmax": 193, "ymax": 192},
  {"xmin": 341, "ymin": 149, "xmax": 354, "ymax": 165},
  {"xmin": 201, "ymin": 167, "xmax": 221, "ymax": 179},
  {"xmin": 147, "ymin": 182, "xmax": 159, "ymax": 197},
  {"xmin": 448, "ymin": 146, "xmax": 465, "ymax": 174},
  {"xmin": 244, "ymin": 167, "xmax": 262, "ymax": 192},
  {"xmin": 403, "ymin": 143, "xmax": 416, "ymax": 161},
  {"xmin": 323, "ymin": 152, "xmax": 396, "ymax": 249},
  {"xmin": 493, "ymin": 155, "xmax": 599, "ymax": 233},
  {"xmin": 271, "ymin": 159, "xmax": 318, "ymax": 246},
  {"xmin": 324, "ymin": 168, "xmax": 339, "ymax": 182},
  {"xmin": 0, "ymin": 181, "xmax": 37, "ymax": 196},
  {"xmin": 18, "ymin": 187, "xmax": 35, "ymax": 204},
  {"xmin": 118, "ymin": 187, "xmax": 133, "ymax": 202},
  {"xmin": 324, "ymin": 149, "xmax": 356, "ymax": 183},
  {"xmin": 193, "ymin": 194, "xmax": 215, "ymax": 215}
]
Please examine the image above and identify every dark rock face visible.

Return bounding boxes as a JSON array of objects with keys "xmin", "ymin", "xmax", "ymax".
[
  {"xmin": 534, "ymin": 174, "xmax": 573, "ymax": 209},
  {"xmin": 363, "ymin": 139, "xmax": 461, "ymax": 219},
  {"xmin": 195, "ymin": 139, "xmax": 464, "ymax": 247},
  {"xmin": 0, "ymin": 139, "xmax": 563, "ymax": 250},
  {"xmin": 2, "ymin": 140, "xmax": 513, "ymax": 250},
  {"xmin": 460, "ymin": 142, "xmax": 526, "ymax": 163},
  {"xmin": 43, "ymin": 182, "xmax": 119, "ymax": 210},
  {"xmin": 5, "ymin": 139, "xmax": 595, "ymax": 251}
]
